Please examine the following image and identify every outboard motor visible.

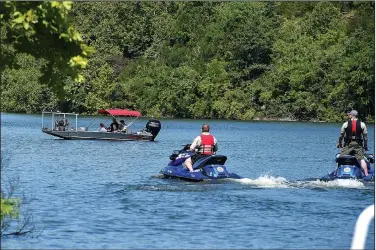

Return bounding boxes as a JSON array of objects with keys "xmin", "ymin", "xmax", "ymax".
[{"xmin": 145, "ymin": 119, "xmax": 161, "ymax": 141}]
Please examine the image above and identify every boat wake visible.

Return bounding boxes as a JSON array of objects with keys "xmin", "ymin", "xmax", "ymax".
[
  {"xmin": 232, "ymin": 175, "xmax": 289, "ymax": 188},
  {"xmin": 150, "ymin": 172, "xmax": 373, "ymax": 191},
  {"xmin": 296, "ymin": 178, "xmax": 368, "ymax": 189},
  {"xmin": 230, "ymin": 174, "xmax": 370, "ymax": 189}
]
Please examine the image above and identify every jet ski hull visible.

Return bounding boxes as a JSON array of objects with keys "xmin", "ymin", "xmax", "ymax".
[
  {"xmin": 321, "ymin": 154, "xmax": 374, "ymax": 182},
  {"xmin": 160, "ymin": 164, "xmax": 242, "ymax": 181},
  {"xmin": 160, "ymin": 145, "xmax": 242, "ymax": 181}
]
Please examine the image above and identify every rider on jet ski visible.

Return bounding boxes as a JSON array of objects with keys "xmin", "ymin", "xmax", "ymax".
[
  {"xmin": 184, "ymin": 124, "xmax": 218, "ymax": 172},
  {"xmin": 337, "ymin": 110, "xmax": 369, "ymax": 176}
]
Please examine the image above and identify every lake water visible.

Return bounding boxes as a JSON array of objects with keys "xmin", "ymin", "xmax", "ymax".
[{"xmin": 1, "ymin": 113, "xmax": 375, "ymax": 249}]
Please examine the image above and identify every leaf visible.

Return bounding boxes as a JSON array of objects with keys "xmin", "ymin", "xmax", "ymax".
[
  {"xmin": 23, "ymin": 21, "xmax": 30, "ymax": 30},
  {"xmin": 26, "ymin": 9, "xmax": 38, "ymax": 23},
  {"xmin": 62, "ymin": 1, "xmax": 72, "ymax": 11},
  {"xmin": 0, "ymin": 198, "xmax": 20, "ymax": 220},
  {"xmin": 12, "ymin": 15, "xmax": 25, "ymax": 24},
  {"xmin": 80, "ymin": 44, "xmax": 96, "ymax": 56},
  {"xmin": 51, "ymin": 2, "xmax": 62, "ymax": 9},
  {"xmin": 50, "ymin": 25, "xmax": 58, "ymax": 33},
  {"xmin": 12, "ymin": 11, "xmax": 23, "ymax": 18},
  {"xmin": 69, "ymin": 55, "xmax": 88, "ymax": 68},
  {"xmin": 74, "ymin": 74, "xmax": 85, "ymax": 83},
  {"xmin": 59, "ymin": 33, "xmax": 70, "ymax": 39},
  {"xmin": 72, "ymin": 30, "xmax": 83, "ymax": 42}
]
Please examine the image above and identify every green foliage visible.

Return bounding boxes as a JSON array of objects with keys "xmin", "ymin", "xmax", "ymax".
[
  {"xmin": 0, "ymin": 198, "xmax": 20, "ymax": 224},
  {"xmin": 1, "ymin": 53, "xmax": 59, "ymax": 113},
  {"xmin": 253, "ymin": 2, "xmax": 374, "ymax": 121},
  {"xmin": 1, "ymin": 196, "xmax": 22, "ymax": 235},
  {"xmin": 1, "ymin": 1, "xmax": 95, "ymax": 99},
  {"xmin": 1, "ymin": 2, "xmax": 374, "ymax": 122},
  {"xmin": 117, "ymin": 59, "xmax": 200, "ymax": 118},
  {"xmin": 1, "ymin": 156, "xmax": 21, "ymax": 234}
]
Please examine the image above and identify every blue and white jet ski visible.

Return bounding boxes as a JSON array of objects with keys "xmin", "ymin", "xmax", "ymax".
[
  {"xmin": 321, "ymin": 153, "xmax": 375, "ymax": 181},
  {"xmin": 160, "ymin": 144, "xmax": 242, "ymax": 181}
]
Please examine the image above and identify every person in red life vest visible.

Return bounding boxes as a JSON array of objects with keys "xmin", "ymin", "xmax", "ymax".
[
  {"xmin": 184, "ymin": 124, "xmax": 218, "ymax": 172},
  {"xmin": 337, "ymin": 110, "xmax": 369, "ymax": 176}
]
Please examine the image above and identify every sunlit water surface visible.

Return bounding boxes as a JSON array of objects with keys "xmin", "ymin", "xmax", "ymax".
[{"xmin": 1, "ymin": 113, "xmax": 374, "ymax": 249}]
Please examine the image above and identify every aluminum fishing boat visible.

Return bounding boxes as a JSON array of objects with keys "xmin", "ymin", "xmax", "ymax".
[{"xmin": 41, "ymin": 109, "xmax": 161, "ymax": 141}]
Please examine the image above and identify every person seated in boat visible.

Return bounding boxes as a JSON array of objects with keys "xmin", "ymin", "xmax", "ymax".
[
  {"xmin": 55, "ymin": 118, "xmax": 65, "ymax": 131},
  {"xmin": 184, "ymin": 124, "xmax": 218, "ymax": 172},
  {"xmin": 63, "ymin": 118, "xmax": 69, "ymax": 131},
  {"xmin": 108, "ymin": 118, "xmax": 119, "ymax": 132},
  {"xmin": 118, "ymin": 120, "xmax": 128, "ymax": 132},
  {"xmin": 337, "ymin": 109, "xmax": 369, "ymax": 176},
  {"xmin": 54, "ymin": 119, "xmax": 59, "ymax": 130},
  {"xmin": 98, "ymin": 123, "xmax": 107, "ymax": 132}
]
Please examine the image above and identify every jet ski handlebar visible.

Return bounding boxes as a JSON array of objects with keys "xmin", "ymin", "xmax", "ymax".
[{"xmin": 169, "ymin": 144, "xmax": 192, "ymax": 160}]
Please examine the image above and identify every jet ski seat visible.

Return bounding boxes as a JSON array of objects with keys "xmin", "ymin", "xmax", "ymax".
[
  {"xmin": 193, "ymin": 155, "xmax": 227, "ymax": 170},
  {"xmin": 336, "ymin": 155, "xmax": 360, "ymax": 167}
]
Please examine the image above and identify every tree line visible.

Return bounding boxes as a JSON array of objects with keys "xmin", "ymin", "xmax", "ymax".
[{"xmin": 1, "ymin": 1, "xmax": 374, "ymax": 122}]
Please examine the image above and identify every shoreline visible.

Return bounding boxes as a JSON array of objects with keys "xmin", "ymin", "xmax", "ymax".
[{"xmin": 1, "ymin": 112, "xmax": 375, "ymax": 124}]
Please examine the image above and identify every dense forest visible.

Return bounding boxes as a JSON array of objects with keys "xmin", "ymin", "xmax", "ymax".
[{"xmin": 1, "ymin": 1, "xmax": 375, "ymax": 122}]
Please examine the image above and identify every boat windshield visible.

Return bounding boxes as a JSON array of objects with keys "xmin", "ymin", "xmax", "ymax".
[{"xmin": 42, "ymin": 111, "xmax": 79, "ymax": 132}]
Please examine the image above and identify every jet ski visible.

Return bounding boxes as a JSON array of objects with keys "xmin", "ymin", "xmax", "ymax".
[
  {"xmin": 321, "ymin": 153, "xmax": 375, "ymax": 181},
  {"xmin": 160, "ymin": 144, "xmax": 242, "ymax": 181}
]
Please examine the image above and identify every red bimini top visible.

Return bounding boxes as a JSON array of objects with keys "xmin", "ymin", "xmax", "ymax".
[{"xmin": 98, "ymin": 108, "xmax": 142, "ymax": 117}]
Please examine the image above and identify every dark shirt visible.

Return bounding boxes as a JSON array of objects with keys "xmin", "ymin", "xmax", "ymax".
[{"xmin": 109, "ymin": 122, "xmax": 119, "ymax": 132}]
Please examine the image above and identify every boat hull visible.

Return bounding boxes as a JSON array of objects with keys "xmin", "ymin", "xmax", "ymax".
[{"xmin": 42, "ymin": 129, "xmax": 154, "ymax": 141}]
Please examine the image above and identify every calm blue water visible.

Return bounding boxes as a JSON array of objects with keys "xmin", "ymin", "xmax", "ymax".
[{"xmin": 1, "ymin": 113, "xmax": 375, "ymax": 249}]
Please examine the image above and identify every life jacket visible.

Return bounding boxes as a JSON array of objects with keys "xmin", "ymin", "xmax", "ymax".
[
  {"xmin": 344, "ymin": 119, "xmax": 362, "ymax": 144},
  {"xmin": 199, "ymin": 134, "xmax": 215, "ymax": 155}
]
